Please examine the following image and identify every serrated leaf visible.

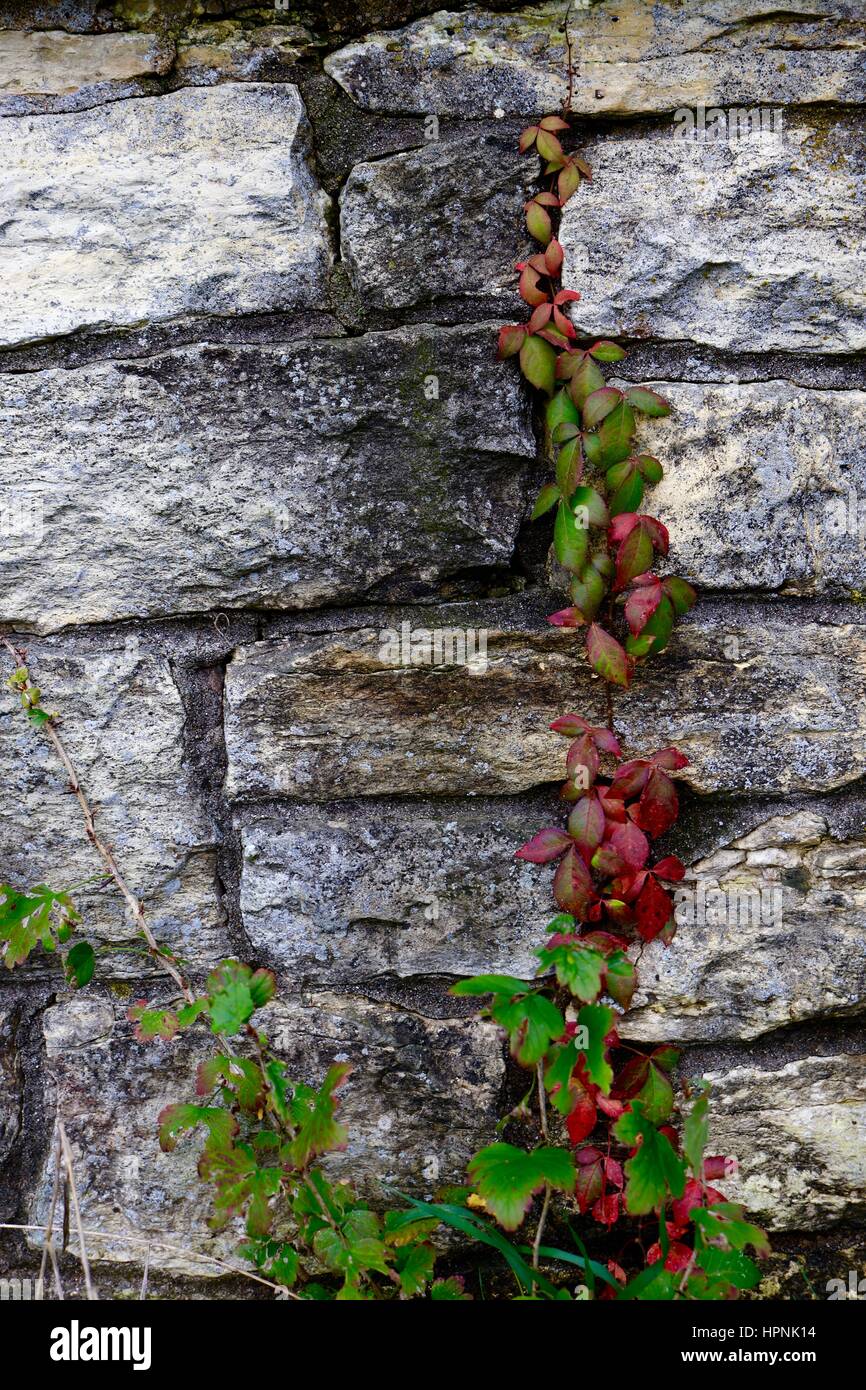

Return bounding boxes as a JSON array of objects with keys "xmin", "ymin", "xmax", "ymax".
[
  {"xmin": 614, "ymin": 1104, "xmax": 686, "ymax": 1215},
  {"xmin": 577, "ymin": 1003, "xmax": 614, "ymax": 1093},
  {"xmin": 493, "ymin": 991, "xmax": 565, "ymax": 1066},
  {"xmin": 536, "ymin": 939, "xmax": 606, "ymax": 1003},
  {"xmin": 157, "ymin": 1102, "xmax": 237, "ymax": 1154},
  {"xmin": 468, "ymin": 1143, "xmax": 575, "ymax": 1230}
]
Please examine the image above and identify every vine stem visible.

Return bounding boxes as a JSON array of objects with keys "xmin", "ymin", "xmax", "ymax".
[
  {"xmin": 532, "ymin": 1061, "xmax": 551, "ymax": 1275},
  {"xmin": 58, "ymin": 1121, "xmax": 97, "ymax": 1300},
  {"xmin": 1, "ymin": 636, "xmax": 194, "ymax": 1004}
]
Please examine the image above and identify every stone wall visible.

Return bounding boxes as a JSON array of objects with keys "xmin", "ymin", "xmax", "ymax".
[{"xmin": 0, "ymin": 0, "xmax": 864, "ymax": 1296}]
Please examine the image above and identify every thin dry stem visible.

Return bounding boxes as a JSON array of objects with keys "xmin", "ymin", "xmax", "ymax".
[{"xmin": 58, "ymin": 1121, "xmax": 98, "ymax": 1300}]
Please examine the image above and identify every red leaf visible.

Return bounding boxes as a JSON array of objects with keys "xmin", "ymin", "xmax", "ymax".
[
  {"xmin": 553, "ymin": 846, "xmax": 598, "ymax": 917},
  {"xmin": 566, "ymin": 732, "xmax": 600, "ymax": 787},
  {"xmin": 614, "ymin": 520, "xmax": 653, "ymax": 592},
  {"xmin": 547, "ymin": 606, "xmax": 586, "ymax": 628},
  {"xmin": 624, "ymin": 578, "xmax": 663, "ymax": 635},
  {"xmin": 515, "ymin": 828, "xmax": 573, "ymax": 864},
  {"xmin": 634, "ymin": 873, "xmax": 675, "ymax": 942},
  {"xmin": 652, "ymin": 855, "xmax": 686, "ymax": 882},
  {"xmin": 641, "ymin": 515, "xmax": 670, "ymax": 555},
  {"xmin": 518, "ymin": 264, "xmax": 547, "ymax": 307},
  {"xmin": 672, "ymin": 1178, "xmax": 726, "ymax": 1225},
  {"xmin": 527, "ymin": 302, "xmax": 552, "ymax": 334},
  {"xmin": 647, "ymin": 1240, "xmax": 692, "ymax": 1271},
  {"xmin": 574, "ymin": 1146, "xmax": 604, "ymax": 1210},
  {"xmin": 592, "ymin": 1194, "xmax": 620, "ymax": 1227},
  {"xmin": 567, "ymin": 794, "xmax": 605, "ymax": 863},
  {"xmin": 631, "ymin": 767, "xmax": 679, "ymax": 837},
  {"xmin": 609, "ymin": 758, "xmax": 651, "ymax": 800},
  {"xmin": 608, "ymin": 512, "xmax": 640, "ymax": 545},
  {"xmin": 497, "ymin": 324, "xmax": 527, "ymax": 360},
  {"xmin": 651, "ymin": 746, "xmax": 689, "ymax": 771},
  {"xmin": 544, "ymin": 238, "xmax": 564, "ymax": 276},
  {"xmin": 554, "ymin": 289, "xmax": 581, "ymax": 305},
  {"xmin": 702, "ymin": 1156, "xmax": 733, "ymax": 1182},
  {"xmin": 609, "ymin": 820, "xmax": 650, "ymax": 869}
]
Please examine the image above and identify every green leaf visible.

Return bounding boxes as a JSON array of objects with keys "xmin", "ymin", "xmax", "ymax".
[
  {"xmin": 64, "ymin": 940, "xmax": 95, "ymax": 988},
  {"xmin": 696, "ymin": 1244, "xmax": 761, "ymax": 1290},
  {"xmin": 692, "ymin": 1203, "xmax": 770, "ymax": 1257},
  {"xmin": 157, "ymin": 1102, "xmax": 237, "ymax": 1154},
  {"xmin": 493, "ymin": 991, "xmax": 565, "ymax": 1066},
  {"xmin": 0, "ymin": 883, "xmax": 79, "ymax": 969},
  {"xmin": 536, "ymin": 939, "xmax": 606, "ymax": 1003},
  {"xmin": 636, "ymin": 453, "xmax": 664, "ymax": 484},
  {"xmin": 395, "ymin": 1242, "xmax": 435, "ymax": 1296},
  {"xmin": 531, "ymin": 482, "xmax": 560, "ymax": 520},
  {"xmin": 546, "ymin": 388, "xmax": 580, "ymax": 435},
  {"xmin": 588, "ymin": 340, "xmax": 627, "ymax": 362},
  {"xmin": 543, "ymin": 1039, "xmax": 581, "ymax": 1116},
  {"xmin": 468, "ymin": 1143, "xmax": 575, "ymax": 1231},
  {"xmin": 607, "ymin": 461, "xmax": 644, "ymax": 517},
  {"xmin": 287, "ymin": 1063, "xmax": 350, "ymax": 1167},
  {"xmin": 451, "ymin": 974, "xmax": 531, "ymax": 999},
  {"xmin": 565, "ymin": 359, "xmax": 604, "ymax": 413},
  {"xmin": 570, "ymin": 484, "xmax": 609, "ymax": 529},
  {"xmin": 582, "ymin": 387, "xmax": 622, "ymax": 428},
  {"xmin": 577, "ymin": 1003, "xmax": 614, "ymax": 1093},
  {"xmin": 197, "ymin": 1054, "xmax": 265, "ymax": 1113},
  {"xmin": 625, "ymin": 386, "xmax": 671, "ymax": 417},
  {"xmin": 598, "ymin": 401, "xmax": 636, "ymax": 466},
  {"xmin": 519, "ymin": 335, "xmax": 557, "ymax": 394},
  {"xmin": 614, "ymin": 1104, "xmax": 686, "ymax": 1214},
  {"xmin": 554, "ymin": 499, "xmax": 589, "ymax": 572},
  {"xmin": 626, "ymin": 594, "xmax": 674, "ymax": 657},
  {"xmin": 636, "ymin": 1061, "xmax": 674, "ymax": 1124},
  {"xmin": 199, "ymin": 1142, "xmax": 281, "ymax": 1236},
  {"xmin": 205, "ymin": 960, "xmax": 275, "ymax": 1035},
  {"xmin": 604, "ymin": 950, "xmax": 636, "ymax": 1008},
  {"xmin": 683, "ymin": 1080, "xmax": 710, "ymax": 1177}
]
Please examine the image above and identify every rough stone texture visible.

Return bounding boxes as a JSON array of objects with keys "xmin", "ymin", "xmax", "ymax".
[
  {"xmin": 0, "ymin": 633, "xmax": 227, "ymax": 978},
  {"xmin": 326, "ymin": 1, "xmax": 866, "ymax": 117},
  {"xmin": 0, "ymin": 85, "xmax": 331, "ymax": 348},
  {"xmin": 624, "ymin": 811, "xmax": 866, "ymax": 1043},
  {"xmin": 0, "ymin": 325, "xmax": 533, "ymax": 631},
  {"xmin": 340, "ymin": 131, "xmax": 533, "ymax": 309},
  {"xmin": 700, "ymin": 1055, "xmax": 866, "ymax": 1230},
  {"xmin": 28, "ymin": 988, "xmax": 502, "ymax": 1271},
  {"xmin": 0, "ymin": 0, "xmax": 863, "ymax": 1278},
  {"xmin": 638, "ymin": 381, "xmax": 866, "ymax": 592},
  {"xmin": 0, "ymin": 29, "xmax": 171, "ymax": 96},
  {"xmin": 0, "ymin": 1002, "xmax": 21, "ymax": 1172},
  {"xmin": 224, "ymin": 606, "xmax": 866, "ymax": 801},
  {"xmin": 560, "ymin": 129, "xmax": 865, "ymax": 354},
  {"xmin": 238, "ymin": 797, "xmax": 552, "ymax": 983}
]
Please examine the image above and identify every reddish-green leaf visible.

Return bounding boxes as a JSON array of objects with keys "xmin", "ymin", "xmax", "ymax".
[
  {"xmin": 515, "ymin": 828, "xmax": 573, "ymax": 864},
  {"xmin": 519, "ymin": 334, "xmax": 557, "ymax": 393},
  {"xmin": 586, "ymin": 624, "xmax": 631, "ymax": 688}
]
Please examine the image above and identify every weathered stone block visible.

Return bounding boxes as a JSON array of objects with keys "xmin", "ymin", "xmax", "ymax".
[
  {"xmin": 224, "ymin": 604, "xmax": 866, "ymax": 801},
  {"xmin": 238, "ymin": 796, "xmax": 553, "ymax": 983},
  {"xmin": 560, "ymin": 130, "xmax": 865, "ymax": 354},
  {"xmin": 326, "ymin": 2, "xmax": 865, "ymax": 118},
  {"xmin": 0, "ymin": 30, "xmax": 172, "ymax": 102},
  {"xmin": 639, "ymin": 381, "xmax": 866, "ymax": 591},
  {"xmin": 0, "ymin": 85, "xmax": 331, "ymax": 348},
  {"xmin": 0, "ymin": 634, "xmax": 227, "ymax": 978},
  {"xmin": 340, "ymin": 132, "xmax": 533, "ymax": 309},
  {"xmin": 29, "ymin": 988, "xmax": 501, "ymax": 1273},
  {"xmin": 697, "ymin": 1054, "xmax": 866, "ymax": 1230},
  {"xmin": 0, "ymin": 325, "xmax": 534, "ymax": 631},
  {"xmin": 624, "ymin": 811, "xmax": 866, "ymax": 1043}
]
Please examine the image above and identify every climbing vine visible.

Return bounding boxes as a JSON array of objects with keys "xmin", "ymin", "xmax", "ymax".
[{"xmin": 0, "ymin": 105, "xmax": 768, "ymax": 1303}]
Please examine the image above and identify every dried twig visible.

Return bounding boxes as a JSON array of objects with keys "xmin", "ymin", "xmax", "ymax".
[
  {"xmin": 58, "ymin": 1121, "xmax": 98, "ymax": 1300},
  {"xmin": 38, "ymin": 1131, "xmax": 65, "ymax": 1301}
]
